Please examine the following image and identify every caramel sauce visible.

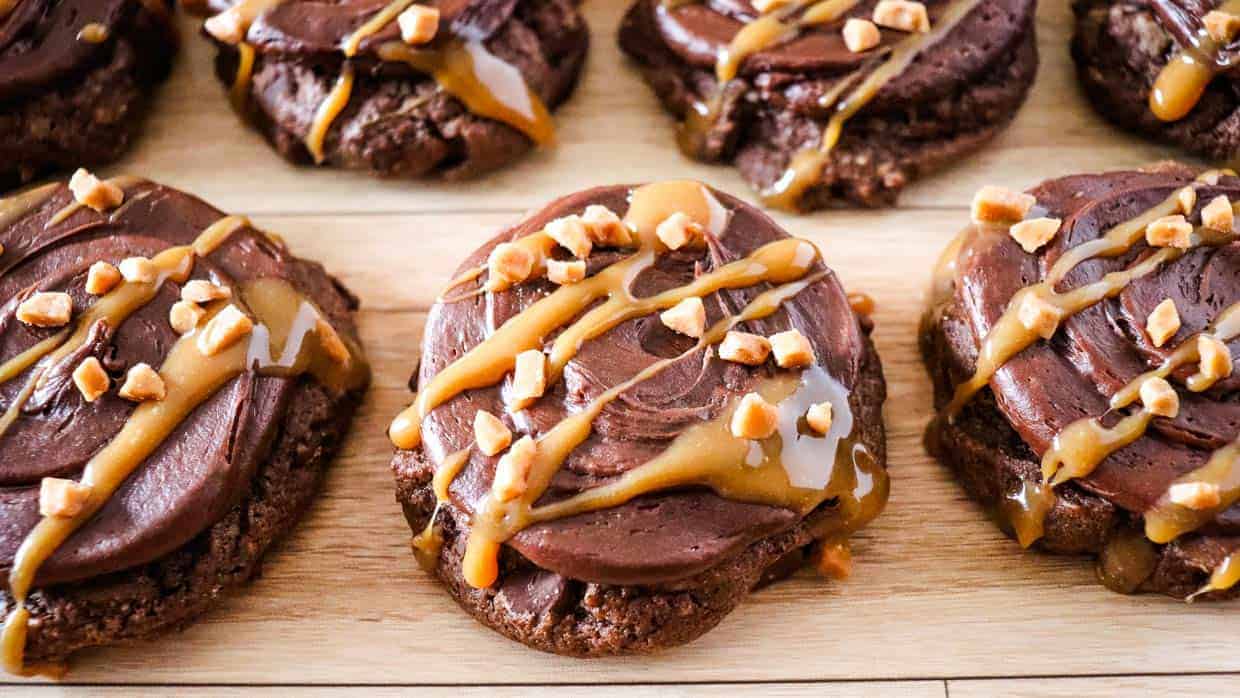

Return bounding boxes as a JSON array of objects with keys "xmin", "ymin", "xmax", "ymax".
[
  {"xmin": 1193, "ymin": 551, "xmax": 1240, "ymax": 599},
  {"xmin": 0, "ymin": 200, "xmax": 366, "ymax": 674},
  {"xmin": 76, "ymin": 23, "xmax": 110, "ymax": 44},
  {"xmin": 847, "ymin": 291, "xmax": 875, "ymax": 316},
  {"xmin": 0, "ymin": 184, "xmax": 58, "ymax": 231},
  {"xmin": 305, "ymin": 66, "xmax": 356, "ymax": 164},
  {"xmin": 1144, "ymin": 435, "xmax": 1240, "ymax": 545},
  {"xmin": 761, "ymin": 0, "xmax": 982, "ymax": 211},
  {"xmin": 1149, "ymin": 0, "xmax": 1240, "ymax": 122},
  {"xmin": 395, "ymin": 181, "xmax": 885, "ymax": 590},
  {"xmin": 231, "ymin": 42, "xmax": 257, "ymax": 112},
  {"xmin": 376, "ymin": 40, "xmax": 556, "ymax": 147},
  {"xmin": 1097, "ymin": 527, "xmax": 1158, "ymax": 594},
  {"xmin": 1041, "ymin": 411, "xmax": 1154, "ymax": 487},
  {"xmin": 342, "ymin": 0, "xmax": 414, "ymax": 57},
  {"xmin": 1110, "ymin": 302, "xmax": 1240, "ymax": 409},
  {"xmin": 998, "ymin": 479, "xmax": 1056, "ymax": 548},
  {"xmin": 44, "ymin": 176, "xmax": 146, "ymax": 229}
]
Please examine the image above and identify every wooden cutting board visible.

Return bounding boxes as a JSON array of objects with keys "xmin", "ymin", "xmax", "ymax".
[{"xmin": 7, "ymin": 1, "xmax": 1235, "ymax": 695}]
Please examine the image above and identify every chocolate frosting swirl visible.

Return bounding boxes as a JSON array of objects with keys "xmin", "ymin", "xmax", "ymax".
[
  {"xmin": 0, "ymin": 179, "xmax": 364, "ymax": 588},
  {"xmin": 947, "ymin": 166, "xmax": 1240, "ymax": 532},
  {"xmin": 406, "ymin": 185, "xmax": 885, "ymax": 585}
]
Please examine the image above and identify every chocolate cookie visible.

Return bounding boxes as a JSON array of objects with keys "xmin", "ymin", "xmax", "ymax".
[
  {"xmin": 1072, "ymin": 0, "xmax": 1240, "ymax": 160},
  {"xmin": 0, "ymin": 171, "xmax": 370, "ymax": 674},
  {"xmin": 191, "ymin": 0, "xmax": 588, "ymax": 179},
  {"xmin": 618, "ymin": 0, "xmax": 1037, "ymax": 210},
  {"xmin": 390, "ymin": 180, "xmax": 888, "ymax": 656},
  {"xmin": 922, "ymin": 164, "xmax": 1240, "ymax": 600},
  {"xmin": 0, "ymin": 0, "xmax": 178, "ymax": 191}
]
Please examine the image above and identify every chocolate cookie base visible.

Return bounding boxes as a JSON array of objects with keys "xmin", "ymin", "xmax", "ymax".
[
  {"xmin": 393, "ymin": 334, "xmax": 886, "ymax": 657},
  {"xmin": 1, "ymin": 378, "xmax": 365, "ymax": 664},
  {"xmin": 0, "ymin": 5, "xmax": 177, "ymax": 191},
  {"xmin": 920, "ymin": 302, "xmax": 1239, "ymax": 601},
  {"xmin": 618, "ymin": 2, "xmax": 1038, "ymax": 209},
  {"xmin": 211, "ymin": 0, "xmax": 587, "ymax": 179},
  {"xmin": 1071, "ymin": 0, "xmax": 1240, "ymax": 160}
]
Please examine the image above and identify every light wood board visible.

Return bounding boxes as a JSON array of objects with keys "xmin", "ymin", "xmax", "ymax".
[{"xmin": 5, "ymin": 0, "xmax": 1235, "ymax": 694}]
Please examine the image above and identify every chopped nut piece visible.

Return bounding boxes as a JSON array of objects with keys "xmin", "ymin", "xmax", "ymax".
[
  {"xmin": 752, "ymin": 0, "xmax": 792, "ymax": 12},
  {"xmin": 85, "ymin": 261, "xmax": 121, "ymax": 295},
  {"xmin": 196, "ymin": 304, "xmax": 253, "ymax": 356},
  {"xmin": 806, "ymin": 401, "xmax": 834, "ymax": 435},
  {"xmin": 1145, "ymin": 214, "xmax": 1194, "ymax": 248},
  {"xmin": 1204, "ymin": 10, "xmax": 1240, "ymax": 43},
  {"xmin": 169, "ymin": 300, "xmax": 205, "ymax": 335},
  {"xmin": 547, "ymin": 259, "xmax": 586, "ymax": 285},
  {"xmin": 1009, "ymin": 217, "xmax": 1061, "ymax": 253},
  {"xmin": 1202, "ymin": 195, "xmax": 1234, "ymax": 232},
  {"xmin": 68, "ymin": 168, "xmax": 124, "ymax": 212},
  {"xmin": 1198, "ymin": 335, "xmax": 1234, "ymax": 380},
  {"xmin": 72, "ymin": 356, "xmax": 109, "ymax": 402},
  {"xmin": 16, "ymin": 291, "xmax": 72, "ymax": 327},
  {"xmin": 770, "ymin": 329, "xmax": 815, "ymax": 368},
  {"xmin": 872, "ymin": 0, "xmax": 930, "ymax": 33},
  {"xmin": 492, "ymin": 435, "xmax": 536, "ymax": 502},
  {"xmin": 119, "ymin": 363, "xmax": 166, "ymax": 402},
  {"xmin": 842, "ymin": 18, "xmax": 881, "ymax": 53},
  {"xmin": 119, "ymin": 256, "xmax": 157, "ymax": 283},
  {"xmin": 546, "ymin": 215, "xmax": 593, "ymax": 259},
  {"xmin": 474, "ymin": 410, "xmax": 512, "ymax": 456},
  {"xmin": 486, "ymin": 242, "xmax": 535, "ymax": 292},
  {"xmin": 398, "ymin": 4, "xmax": 439, "ymax": 45},
  {"xmin": 1146, "ymin": 298, "xmax": 1181, "ymax": 348},
  {"xmin": 654, "ymin": 212, "xmax": 702, "ymax": 251},
  {"xmin": 1168, "ymin": 481, "xmax": 1222, "ymax": 510},
  {"xmin": 181, "ymin": 279, "xmax": 231, "ymax": 304},
  {"xmin": 730, "ymin": 392, "xmax": 779, "ymax": 440},
  {"xmin": 316, "ymin": 319, "xmax": 351, "ymax": 365},
  {"xmin": 1139, "ymin": 376, "xmax": 1179, "ymax": 418},
  {"xmin": 581, "ymin": 205, "xmax": 633, "ymax": 247},
  {"xmin": 204, "ymin": 8, "xmax": 246, "ymax": 44},
  {"xmin": 660, "ymin": 297, "xmax": 706, "ymax": 338},
  {"xmin": 719, "ymin": 330, "xmax": 771, "ymax": 365},
  {"xmin": 1177, "ymin": 187, "xmax": 1197, "ymax": 215},
  {"xmin": 511, "ymin": 349, "xmax": 547, "ymax": 402},
  {"xmin": 39, "ymin": 477, "xmax": 92, "ymax": 518},
  {"xmin": 971, "ymin": 185, "xmax": 1036, "ymax": 225},
  {"xmin": 1017, "ymin": 293, "xmax": 1062, "ymax": 340}
]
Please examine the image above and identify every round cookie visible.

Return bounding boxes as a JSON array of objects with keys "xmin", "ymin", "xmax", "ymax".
[
  {"xmin": 618, "ymin": 0, "xmax": 1037, "ymax": 210},
  {"xmin": 922, "ymin": 164, "xmax": 1240, "ymax": 600},
  {"xmin": 191, "ymin": 0, "xmax": 588, "ymax": 179},
  {"xmin": 0, "ymin": 172, "xmax": 369, "ymax": 674},
  {"xmin": 390, "ymin": 180, "xmax": 888, "ymax": 656},
  {"xmin": 0, "ymin": 0, "xmax": 178, "ymax": 191},
  {"xmin": 1072, "ymin": 0, "xmax": 1240, "ymax": 161}
]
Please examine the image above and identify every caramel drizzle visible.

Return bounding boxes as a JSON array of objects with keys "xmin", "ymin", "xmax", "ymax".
[
  {"xmin": 760, "ymin": 0, "xmax": 983, "ymax": 211},
  {"xmin": 1149, "ymin": 0, "xmax": 1240, "ymax": 122},
  {"xmin": 0, "ymin": 201, "xmax": 366, "ymax": 675},
  {"xmin": 44, "ymin": 176, "xmax": 146, "ymax": 229},
  {"xmin": 1192, "ymin": 549, "xmax": 1240, "ymax": 599},
  {"xmin": 1145, "ymin": 434, "xmax": 1240, "ymax": 545},
  {"xmin": 393, "ymin": 181, "xmax": 883, "ymax": 590},
  {"xmin": 231, "ymin": 42, "xmax": 257, "ymax": 112},
  {"xmin": 305, "ymin": 66, "xmax": 355, "ymax": 164},
  {"xmin": 341, "ymin": 0, "xmax": 415, "ymax": 57},
  {"xmin": 75, "ymin": 22, "xmax": 110, "ymax": 44},
  {"xmin": 0, "ymin": 184, "xmax": 59, "ymax": 231}
]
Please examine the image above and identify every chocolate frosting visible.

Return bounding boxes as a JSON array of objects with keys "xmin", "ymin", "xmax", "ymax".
[
  {"xmin": 647, "ymin": 0, "xmax": 1035, "ymax": 108},
  {"xmin": 0, "ymin": 180, "xmax": 364, "ymax": 588},
  {"xmin": 949, "ymin": 167, "xmax": 1240, "ymax": 532},
  {"xmin": 413, "ymin": 185, "xmax": 880, "ymax": 585},
  {"xmin": 0, "ymin": 0, "xmax": 175, "ymax": 102}
]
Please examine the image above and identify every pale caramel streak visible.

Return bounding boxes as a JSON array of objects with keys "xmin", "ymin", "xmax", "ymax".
[
  {"xmin": 1192, "ymin": 551, "xmax": 1240, "ymax": 599},
  {"xmin": 44, "ymin": 176, "xmax": 147, "ymax": 229},
  {"xmin": 1145, "ymin": 435, "xmax": 1240, "ymax": 545},
  {"xmin": 231, "ymin": 43, "xmax": 257, "ymax": 111},
  {"xmin": 305, "ymin": 66, "xmax": 356, "ymax": 165},
  {"xmin": 342, "ymin": 0, "xmax": 415, "ymax": 57},
  {"xmin": 1149, "ymin": 0, "xmax": 1240, "ymax": 122}
]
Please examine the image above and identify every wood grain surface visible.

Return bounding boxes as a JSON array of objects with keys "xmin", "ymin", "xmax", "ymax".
[{"xmin": 5, "ymin": 0, "xmax": 1235, "ymax": 695}]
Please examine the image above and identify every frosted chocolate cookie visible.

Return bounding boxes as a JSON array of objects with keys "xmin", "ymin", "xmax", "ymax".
[
  {"xmin": 191, "ymin": 0, "xmax": 588, "ymax": 178},
  {"xmin": 390, "ymin": 180, "xmax": 888, "ymax": 656},
  {"xmin": 1072, "ymin": 0, "xmax": 1240, "ymax": 160},
  {"xmin": 0, "ymin": 0, "xmax": 178, "ymax": 190},
  {"xmin": 0, "ymin": 171, "xmax": 369, "ymax": 675},
  {"xmin": 922, "ymin": 164, "xmax": 1239, "ymax": 600},
  {"xmin": 618, "ymin": 0, "xmax": 1037, "ymax": 210}
]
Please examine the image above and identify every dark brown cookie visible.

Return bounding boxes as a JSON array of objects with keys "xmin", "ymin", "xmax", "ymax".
[
  {"xmin": 922, "ymin": 164, "xmax": 1240, "ymax": 601},
  {"xmin": 193, "ymin": 0, "xmax": 588, "ymax": 179},
  {"xmin": 1072, "ymin": 0, "xmax": 1240, "ymax": 161},
  {"xmin": 618, "ymin": 0, "xmax": 1037, "ymax": 210},
  {"xmin": 390, "ymin": 181, "xmax": 888, "ymax": 656},
  {"xmin": 0, "ymin": 173, "xmax": 370, "ymax": 674},
  {"xmin": 0, "ymin": 0, "xmax": 178, "ymax": 191}
]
